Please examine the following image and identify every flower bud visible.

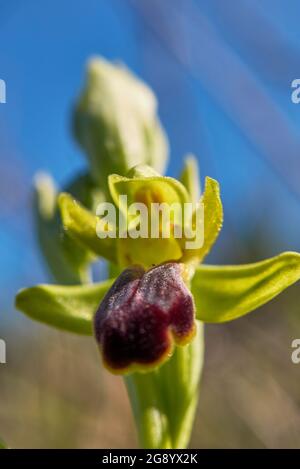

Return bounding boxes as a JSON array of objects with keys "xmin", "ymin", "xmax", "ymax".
[
  {"xmin": 73, "ymin": 57, "xmax": 169, "ymax": 187},
  {"xmin": 34, "ymin": 172, "xmax": 104, "ymax": 284}
]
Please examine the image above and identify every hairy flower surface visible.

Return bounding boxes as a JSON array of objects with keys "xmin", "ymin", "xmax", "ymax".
[{"xmin": 94, "ymin": 263, "xmax": 195, "ymax": 373}]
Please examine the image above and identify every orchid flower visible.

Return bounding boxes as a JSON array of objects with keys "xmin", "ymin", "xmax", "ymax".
[{"xmin": 15, "ymin": 58, "xmax": 300, "ymax": 449}]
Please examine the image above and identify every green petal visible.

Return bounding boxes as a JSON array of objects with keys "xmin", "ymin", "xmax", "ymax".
[
  {"xmin": 180, "ymin": 155, "xmax": 201, "ymax": 204},
  {"xmin": 59, "ymin": 193, "xmax": 117, "ymax": 263},
  {"xmin": 191, "ymin": 251, "xmax": 300, "ymax": 323},
  {"xmin": 15, "ymin": 279, "xmax": 114, "ymax": 335},
  {"xmin": 199, "ymin": 177, "xmax": 223, "ymax": 262},
  {"xmin": 182, "ymin": 176, "xmax": 223, "ymax": 264}
]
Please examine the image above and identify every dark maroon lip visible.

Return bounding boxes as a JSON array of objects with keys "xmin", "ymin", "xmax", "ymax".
[{"xmin": 94, "ymin": 262, "xmax": 195, "ymax": 373}]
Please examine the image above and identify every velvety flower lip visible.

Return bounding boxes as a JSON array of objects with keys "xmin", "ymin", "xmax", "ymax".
[{"xmin": 94, "ymin": 262, "xmax": 196, "ymax": 373}]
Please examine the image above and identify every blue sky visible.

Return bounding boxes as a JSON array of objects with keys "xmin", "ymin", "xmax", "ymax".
[{"xmin": 1, "ymin": 0, "xmax": 300, "ymax": 316}]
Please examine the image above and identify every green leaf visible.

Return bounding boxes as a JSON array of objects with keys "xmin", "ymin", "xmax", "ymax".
[
  {"xmin": 15, "ymin": 279, "xmax": 114, "ymax": 335},
  {"xmin": 182, "ymin": 176, "xmax": 223, "ymax": 264},
  {"xmin": 191, "ymin": 251, "xmax": 300, "ymax": 323},
  {"xmin": 59, "ymin": 193, "xmax": 117, "ymax": 264},
  {"xmin": 73, "ymin": 57, "xmax": 169, "ymax": 187},
  {"xmin": 180, "ymin": 155, "xmax": 201, "ymax": 204}
]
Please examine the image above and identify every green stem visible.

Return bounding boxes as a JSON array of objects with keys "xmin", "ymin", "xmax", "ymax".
[
  {"xmin": 125, "ymin": 372, "xmax": 172, "ymax": 449},
  {"xmin": 125, "ymin": 322, "xmax": 204, "ymax": 449}
]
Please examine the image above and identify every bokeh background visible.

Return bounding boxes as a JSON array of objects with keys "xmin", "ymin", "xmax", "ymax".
[{"xmin": 1, "ymin": 0, "xmax": 300, "ymax": 448}]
